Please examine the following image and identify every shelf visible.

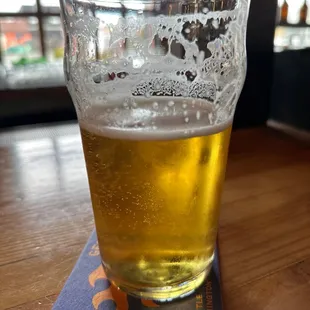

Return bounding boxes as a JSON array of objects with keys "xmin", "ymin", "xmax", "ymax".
[
  {"xmin": 277, "ymin": 22, "xmax": 310, "ymax": 28},
  {"xmin": 274, "ymin": 25, "xmax": 310, "ymax": 53}
]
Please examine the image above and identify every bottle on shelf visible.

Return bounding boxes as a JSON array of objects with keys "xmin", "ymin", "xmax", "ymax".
[
  {"xmin": 299, "ymin": 0, "xmax": 308, "ymax": 25},
  {"xmin": 276, "ymin": 0, "xmax": 282, "ymax": 24},
  {"xmin": 280, "ymin": 0, "xmax": 289, "ymax": 25}
]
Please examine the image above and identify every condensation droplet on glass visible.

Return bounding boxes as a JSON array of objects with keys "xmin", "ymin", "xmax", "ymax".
[
  {"xmin": 185, "ymin": 117, "xmax": 189, "ymax": 123},
  {"xmin": 152, "ymin": 102, "xmax": 159, "ymax": 110},
  {"xmin": 196, "ymin": 110, "xmax": 201, "ymax": 120},
  {"xmin": 182, "ymin": 103, "xmax": 187, "ymax": 109},
  {"xmin": 168, "ymin": 100, "xmax": 174, "ymax": 107},
  {"xmin": 208, "ymin": 113, "xmax": 213, "ymax": 124}
]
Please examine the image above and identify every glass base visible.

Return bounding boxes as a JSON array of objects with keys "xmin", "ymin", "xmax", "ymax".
[{"xmin": 107, "ymin": 265, "xmax": 211, "ymax": 302}]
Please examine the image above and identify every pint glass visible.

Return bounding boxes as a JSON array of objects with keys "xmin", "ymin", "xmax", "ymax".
[{"xmin": 60, "ymin": 0, "xmax": 250, "ymax": 301}]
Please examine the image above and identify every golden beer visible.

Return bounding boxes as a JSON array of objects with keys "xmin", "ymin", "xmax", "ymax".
[{"xmin": 80, "ymin": 97, "xmax": 231, "ymax": 300}]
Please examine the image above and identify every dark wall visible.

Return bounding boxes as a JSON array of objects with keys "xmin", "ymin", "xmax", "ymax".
[
  {"xmin": 0, "ymin": 87, "xmax": 76, "ymax": 128},
  {"xmin": 270, "ymin": 49, "xmax": 310, "ymax": 131},
  {"xmin": 234, "ymin": 0, "xmax": 278, "ymax": 129}
]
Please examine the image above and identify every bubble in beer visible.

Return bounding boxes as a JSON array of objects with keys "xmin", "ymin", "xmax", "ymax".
[
  {"xmin": 168, "ymin": 100, "xmax": 175, "ymax": 107},
  {"xmin": 196, "ymin": 111, "xmax": 201, "ymax": 120}
]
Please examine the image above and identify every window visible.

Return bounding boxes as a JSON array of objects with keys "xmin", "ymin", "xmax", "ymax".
[
  {"xmin": 43, "ymin": 16, "xmax": 64, "ymax": 62},
  {"xmin": 41, "ymin": 0, "xmax": 60, "ymax": 14},
  {"xmin": 0, "ymin": 17, "xmax": 41, "ymax": 66},
  {"xmin": 0, "ymin": 0, "xmax": 63, "ymax": 67}
]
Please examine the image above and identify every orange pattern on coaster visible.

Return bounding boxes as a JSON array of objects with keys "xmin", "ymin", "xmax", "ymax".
[
  {"xmin": 88, "ymin": 261, "xmax": 159, "ymax": 309},
  {"xmin": 141, "ymin": 299, "xmax": 159, "ymax": 307},
  {"xmin": 89, "ymin": 265, "xmax": 107, "ymax": 287},
  {"xmin": 110, "ymin": 283, "xmax": 129, "ymax": 310},
  {"xmin": 92, "ymin": 290, "xmax": 113, "ymax": 310}
]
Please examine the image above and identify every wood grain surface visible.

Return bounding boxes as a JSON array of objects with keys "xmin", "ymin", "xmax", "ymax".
[{"xmin": 0, "ymin": 123, "xmax": 309, "ymax": 310}]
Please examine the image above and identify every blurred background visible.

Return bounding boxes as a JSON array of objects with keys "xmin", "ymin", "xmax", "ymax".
[{"xmin": 0, "ymin": 0, "xmax": 309, "ymax": 138}]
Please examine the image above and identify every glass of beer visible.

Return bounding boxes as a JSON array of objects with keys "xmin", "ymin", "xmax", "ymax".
[{"xmin": 60, "ymin": 0, "xmax": 250, "ymax": 301}]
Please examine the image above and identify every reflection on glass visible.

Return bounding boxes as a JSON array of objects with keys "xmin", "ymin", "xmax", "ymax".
[
  {"xmin": 43, "ymin": 17, "xmax": 64, "ymax": 62},
  {"xmin": 0, "ymin": 0, "xmax": 36, "ymax": 13},
  {"xmin": 40, "ymin": 0, "xmax": 60, "ymax": 13},
  {"xmin": 0, "ymin": 17, "xmax": 41, "ymax": 67}
]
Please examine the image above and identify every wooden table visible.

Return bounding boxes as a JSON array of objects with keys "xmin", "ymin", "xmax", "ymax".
[{"xmin": 1, "ymin": 123, "xmax": 310, "ymax": 310}]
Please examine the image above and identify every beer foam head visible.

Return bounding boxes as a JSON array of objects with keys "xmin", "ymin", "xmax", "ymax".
[{"xmin": 79, "ymin": 96, "xmax": 232, "ymax": 140}]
